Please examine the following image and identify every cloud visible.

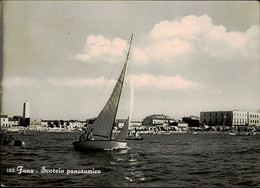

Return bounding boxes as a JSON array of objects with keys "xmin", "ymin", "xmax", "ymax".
[
  {"xmin": 45, "ymin": 77, "xmax": 116, "ymax": 88},
  {"xmin": 131, "ymin": 74, "xmax": 203, "ymax": 90},
  {"xmin": 3, "ymin": 76, "xmax": 118, "ymax": 90},
  {"xmin": 133, "ymin": 14, "xmax": 259, "ymax": 63},
  {"xmin": 151, "ymin": 38, "xmax": 192, "ymax": 58},
  {"xmin": 75, "ymin": 35, "xmax": 127, "ymax": 63},
  {"xmin": 150, "ymin": 14, "xmax": 212, "ymax": 39},
  {"xmin": 132, "ymin": 38, "xmax": 192, "ymax": 64},
  {"xmin": 74, "ymin": 15, "xmax": 258, "ymax": 64},
  {"xmin": 44, "ymin": 75, "xmax": 202, "ymax": 90},
  {"xmin": 3, "ymin": 76, "xmax": 39, "ymax": 90}
]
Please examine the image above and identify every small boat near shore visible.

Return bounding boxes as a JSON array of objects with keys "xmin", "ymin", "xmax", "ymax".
[{"xmin": 1, "ymin": 129, "xmax": 25, "ymax": 146}]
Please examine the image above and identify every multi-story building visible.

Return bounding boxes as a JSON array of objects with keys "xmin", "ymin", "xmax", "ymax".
[
  {"xmin": 232, "ymin": 110, "xmax": 248, "ymax": 126},
  {"xmin": 200, "ymin": 110, "xmax": 259, "ymax": 126},
  {"xmin": 248, "ymin": 112, "xmax": 260, "ymax": 126},
  {"xmin": 200, "ymin": 111, "xmax": 233, "ymax": 126}
]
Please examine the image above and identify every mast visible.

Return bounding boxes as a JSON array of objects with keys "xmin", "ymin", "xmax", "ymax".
[
  {"xmin": 91, "ymin": 34, "xmax": 134, "ymax": 140},
  {"xmin": 109, "ymin": 34, "xmax": 133, "ymax": 140}
]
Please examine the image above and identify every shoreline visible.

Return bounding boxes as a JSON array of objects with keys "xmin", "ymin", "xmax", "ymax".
[{"xmin": 2, "ymin": 127, "xmax": 260, "ymax": 136}]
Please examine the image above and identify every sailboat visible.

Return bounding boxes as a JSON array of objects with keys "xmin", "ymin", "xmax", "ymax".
[
  {"xmin": 73, "ymin": 34, "xmax": 134, "ymax": 151},
  {"xmin": 116, "ymin": 117, "xmax": 129, "ymax": 141}
]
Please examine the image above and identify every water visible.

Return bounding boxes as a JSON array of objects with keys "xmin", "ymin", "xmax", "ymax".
[{"xmin": 1, "ymin": 131, "xmax": 260, "ymax": 187}]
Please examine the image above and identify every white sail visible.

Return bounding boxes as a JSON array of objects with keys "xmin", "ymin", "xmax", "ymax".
[
  {"xmin": 117, "ymin": 117, "xmax": 129, "ymax": 140},
  {"xmin": 117, "ymin": 76, "xmax": 135, "ymax": 140},
  {"xmin": 91, "ymin": 34, "xmax": 133, "ymax": 140}
]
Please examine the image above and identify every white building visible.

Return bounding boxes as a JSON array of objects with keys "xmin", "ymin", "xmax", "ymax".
[
  {"xmin": 41, "ymin": 120, "xmax": 48, "ymax": 127},
  {"xmin": 129, "ymin": 121, "xmax": 142, "ymax": 130},
  {"xmin": 248, "ymin": 112, "xmax": 260, "ymax": 126},
  {"xmin": 200, "ymin": 110, "xmax": 259, "ymax": 126},
  {"xmin": 0, "ymin": 115, "xmax": 9, "ymax": 127},
  {"xmin": 232, "ymin": 110, "xmax": 247, "ymax": 126}
]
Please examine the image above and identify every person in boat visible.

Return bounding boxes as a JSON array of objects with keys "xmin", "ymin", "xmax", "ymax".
[
  {"xmin": 88, "ymin": 128, "xmax": 94, "ymax": 140},
  {"xmin": 127, "ymin": 132, "xmax": 131, "ymax": 137},
  {"xmin": 79, "ymin": 126, "xmax": 94, "ymax": 141},
  {"xmin": 134, "ymin": 128, "xmax": 140, "ymax": 139}
]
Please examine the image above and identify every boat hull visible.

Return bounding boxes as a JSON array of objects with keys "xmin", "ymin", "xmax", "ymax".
[{"xmin": 73, "ymin": 140, "xmax": 127, "ymax": 151}]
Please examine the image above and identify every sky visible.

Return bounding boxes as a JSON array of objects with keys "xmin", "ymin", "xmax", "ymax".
[{"xmin": 1, "ymin": 1, "xmax": 259, "ymax": 121}]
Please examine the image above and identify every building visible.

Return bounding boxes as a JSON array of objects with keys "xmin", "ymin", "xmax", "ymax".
[
  {"xmin": 0, "ymin": 115, "xmax": 9, "ymax": 127},
  {"xmin": 142, "ymin": 114, "xmax": 176, "ymax": 131},
  {"xmin": 23, "ymin": 101, "xmax": 30, "ymax": 126},
  {"xmin": 232, "ymin": 110, "xmax": 247, "ymax": 126},
  {"xmin": 41, "ymin": 120, "xmax": 48, "ymax": 127},
  {"xmin": 200, "ymin": 111, "xmax": 232, "ymax": 126},
  {"xmin": 30, "ymin": 118, "xmax": 42, "ymax": 126},
  {"xmin": 248, "ymin": 112, "xmax": 260, "ymax": 126},
  {"xmin": 129, "ymin": 121, "xmax": 142, "ymax": 130},
  {"xmin": 142, "ymin": 114, "xmax": 175, "ymax": 126},
  {"xmin": 8, "ymin": 117, "xmax": 19, "ymax": 127},
  {"xmin": 200, "ymin": 110, "xmax": 259, "ymax": 126},
  {"xmin": 182, "ymin": 116, "xmax": 200, "ymax": 127}
]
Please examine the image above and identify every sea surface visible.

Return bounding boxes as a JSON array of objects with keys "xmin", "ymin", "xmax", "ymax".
[{"xmin": 1, "ymin": 131, "xmax": 260, "ymax": 187}]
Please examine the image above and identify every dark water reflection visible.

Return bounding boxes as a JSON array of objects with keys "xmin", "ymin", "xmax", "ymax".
[{"xmin": 1, "ymin": 131, "xmax": 260, "ymax": 187}]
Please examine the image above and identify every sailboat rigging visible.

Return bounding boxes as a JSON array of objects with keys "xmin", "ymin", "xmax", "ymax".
[{"xmin": 73, "ymin": 34, "xmax": 134, "ymax": 150}]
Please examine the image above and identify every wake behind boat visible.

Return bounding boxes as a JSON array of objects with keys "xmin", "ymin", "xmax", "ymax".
[{"xmin": 73, "ymin": 34, "xmax": 134, "ymax": 151}]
